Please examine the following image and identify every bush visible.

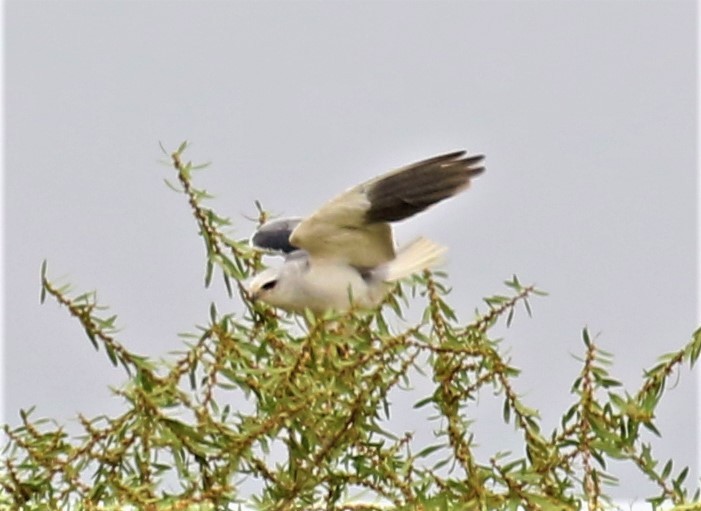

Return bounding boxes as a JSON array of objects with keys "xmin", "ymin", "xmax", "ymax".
[{"xmin": 2, "ymin": 143, "xmax": 699, "ymax": 510}]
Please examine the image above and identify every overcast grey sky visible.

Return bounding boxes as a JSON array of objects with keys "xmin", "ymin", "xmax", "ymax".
[{"xmin": 4, "ymin": 0, "xmax": 698, "ymax": 500}]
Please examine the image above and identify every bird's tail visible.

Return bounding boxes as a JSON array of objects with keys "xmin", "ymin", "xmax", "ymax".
[{"xmin": 384, "ymin": 237, "xmax": 447, "ymax": 282}]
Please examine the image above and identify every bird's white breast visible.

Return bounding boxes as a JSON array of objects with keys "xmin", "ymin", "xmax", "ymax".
[{"xmin": 294, "ymin": 260, "xmax": 384, "ymax": 312}]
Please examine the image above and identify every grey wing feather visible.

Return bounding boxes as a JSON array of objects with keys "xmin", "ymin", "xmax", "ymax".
[{"xmin": 250, "ymin": 217, "xmax": 302, "ymax": 254}]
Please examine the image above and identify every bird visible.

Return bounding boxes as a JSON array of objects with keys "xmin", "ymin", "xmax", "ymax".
[{"xmin": 247, "ymin": 151, "xmax": 485, "ymax": 313}]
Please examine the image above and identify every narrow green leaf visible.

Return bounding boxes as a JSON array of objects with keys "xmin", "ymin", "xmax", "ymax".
[
  {"xmin": 675, "ymin": 466, "xmax": 689, "ymax": 485},
  {"xmin": 642, "ymin": 421, "xmax": 661, "ymax": 437},
  {"xmin": 438, "ymin": 299, "xmax": 457, "ymax": 321},
  {"xmin": 86, "ymin": 330, "xmax": 99, "ymax": 350},
  {"xmin": 204, "ymin": 260, "xmax": 213, "ymax": 287},
  {"xmin": 416, "ymin": 444, "xmax": 444, "ymax": 458},
  {"xmin": 414, "ymin": 396, "xmax": 434, "ymax": 409},
  {"xmin": 583, "ymin": 328, "xmax": 592, "ymax": 347},
  {"xmin": 661, "ymin": 459, "xmax": 672, "ymax": 479},
  {"xmin": 138, "ymin": 369, "xmax": 153, "ymax": 392},
  {"xmin": 222, "ymin": 273, "xmax": 233, "ymax": 297},
  {"xmin": 163, "ymin": 178, "xmax": 183, "ymax": 193},
  {"xmin": 191, "ymin": 161, "xmax": 211, "ymax": 171},
  {"xmin": 40, "ymin": 260, "xmax": 48, "ymax": 304},
  {"xmin": 104, "ymin": 343, "xmax": 118, "ymax": 367},
  {"xmin": 503, "ymin": 399, "xmax": 511, "ymax": 423}
]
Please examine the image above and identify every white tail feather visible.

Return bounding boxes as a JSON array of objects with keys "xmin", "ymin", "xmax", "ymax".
[{"xmin": 384, "ymin": 237, "xmax": 447, "ymax": 282}]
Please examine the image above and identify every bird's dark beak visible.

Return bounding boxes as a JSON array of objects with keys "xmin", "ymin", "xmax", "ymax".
[{"xmin": 249, "ymin": 289, "xmax": 260, "ymax": 303}]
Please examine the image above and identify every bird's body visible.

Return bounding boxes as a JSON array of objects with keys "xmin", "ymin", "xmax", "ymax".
[
  {"xmin": 254, "ymin": 255, "xmax": 381, "ymax": 313},
  {"xmin": 248, "ymin": 151, "xmax": 484, "ymax": 313},
  {"xmin": 250, "ymin": 237, "xmax": 448, "ymax": 313}
]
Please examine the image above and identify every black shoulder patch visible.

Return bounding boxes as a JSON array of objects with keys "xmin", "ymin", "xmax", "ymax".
[{"xmin": 251, "ymin": 217, "xmax": 303, "ymax": 254}]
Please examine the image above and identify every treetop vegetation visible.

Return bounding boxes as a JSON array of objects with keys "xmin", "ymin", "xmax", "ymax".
[{"xmin": 2, "ymin": 143, "xmax": 699, "ymax": 511}]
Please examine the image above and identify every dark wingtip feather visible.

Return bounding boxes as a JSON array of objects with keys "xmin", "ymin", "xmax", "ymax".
[{"xmin": 365, "ymin": 152, "xmax": 485, "ymax": 223}]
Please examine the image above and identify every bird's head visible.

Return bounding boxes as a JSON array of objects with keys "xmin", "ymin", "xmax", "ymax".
[
  {"xmin": 248, "ymin": 267, "xmax": 281, "ymax": 303},
  {"xmin": 248, "ymin": 251, "xmax": 312, "ymax": 312},
  {"xmin": 248, "ymin": 267, "xmax": 300, "ymax": 311}
]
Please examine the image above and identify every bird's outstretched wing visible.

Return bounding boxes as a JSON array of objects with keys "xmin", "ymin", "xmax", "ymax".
[{"xmin": 288, "ymin": 151, "xmax": 484, "ymax": 268}]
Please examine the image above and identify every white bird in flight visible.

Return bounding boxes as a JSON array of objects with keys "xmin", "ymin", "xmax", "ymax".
[{"xmin": 248, "ymin": 151, "xmax": 484, "ymax": 313}]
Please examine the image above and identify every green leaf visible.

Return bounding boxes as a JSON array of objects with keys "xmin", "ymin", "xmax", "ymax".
[
  {"xmin": 503, "ymin": 399, "xmax": 511, "ymax": 423},
  {"xmin": 204, "ymin": 260, "xmax": 213, "ymax": 287},
  {"xmin": 104, "ymin": 343, "xmax": 118, "ymax": 367},
  {"xmin": 40, "ymin": 261, "xmax": 48, "ymax": 304},
  {"xmin": 414, "ymin": 396, "xmax": 434, "ymax": 409},
  {"xmin": 675, "ymin": 466, "xmax": 689, "ymax": 485},
  {"xmin": 504, "ymin": 275, "xmax": 521, "ymax": 290},
  {"xmin": 138, "ymin": 369, "xmax": 153, "ymax": 392},
  {"xmin": 597, "ymin": 377, "xmax": 622, "ymax": 388},
  {"xmin": 163, "ymin": 178, "xmax": 183, "ymax": 193},
  {"xmin": 222, "ymin": 273, "xmax": 233, "ymax": 297},
  {"xmin": 438, "ymin": 299, "xmax": 457, "ymax": 321},
  {"xmin": 661, "ymin": 459, "xmax": 672, "ymax": 479},
  {"xmin": 583, "ymin": 328, "xmax": 592, "ymax": 347},
  {"xmin": 177, "ymin": 140, "xmax": 189, "ymax": 154},
  {"xmin": 191, "ymin": 161, "xmax": 211, "ymax": 171},
  {"xmin": 642, "ymin": 421, "xmax": 661, "ymax": 437},
  {"xmin": 86, "ymin": 330, "xmax": 99, "ymax": 350},
  {"xmin": 416, "ymin": 444, "xmax": 444, "ymax": 458}
]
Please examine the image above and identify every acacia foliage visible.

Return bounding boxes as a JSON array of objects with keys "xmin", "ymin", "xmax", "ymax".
[{"xmin": 2, "ymin": 143, "xmax": 700, "ymax": 511}]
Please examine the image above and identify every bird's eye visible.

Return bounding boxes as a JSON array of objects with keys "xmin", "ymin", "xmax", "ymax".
[{"xmin": 261, "ymin": 280, "xmax": 277, "ymax": 291}]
